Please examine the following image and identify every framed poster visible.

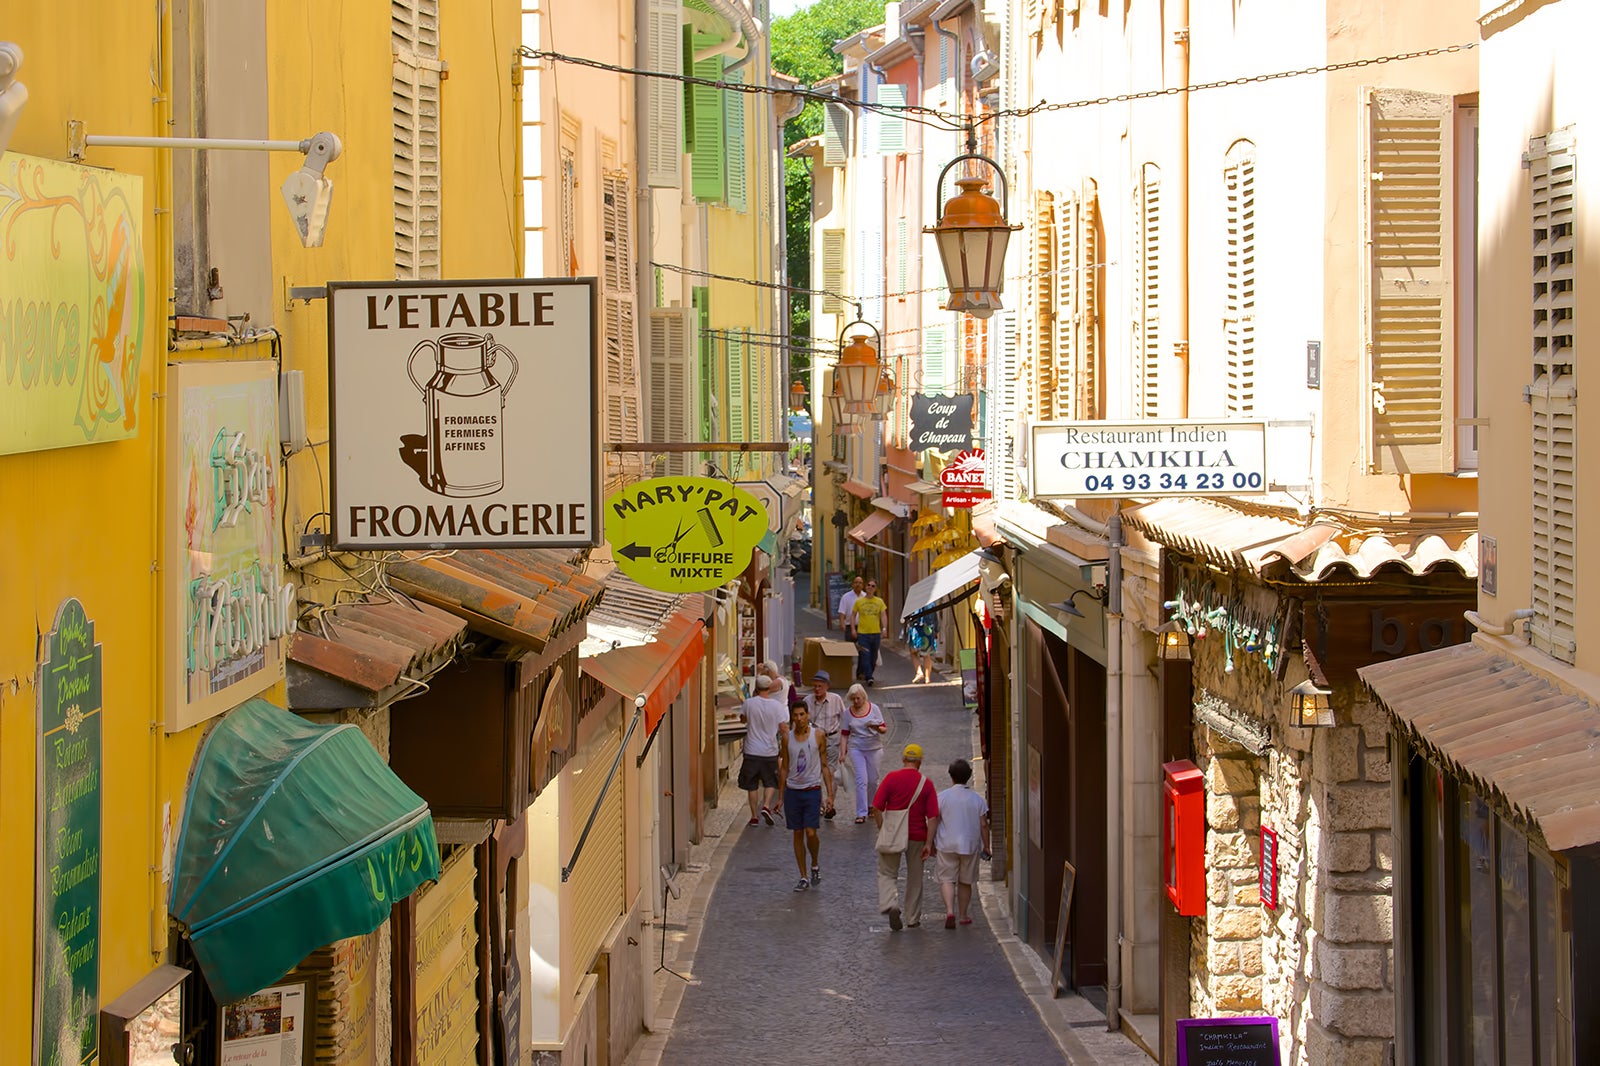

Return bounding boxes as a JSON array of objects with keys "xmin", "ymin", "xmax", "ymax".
[
  {"xmin": 219, "ymin": 981, "xmax": 312, "ymax": 1066},
  {"xmin": 327, "ymin": 279, "xmax": 599, "ymax": 550}
]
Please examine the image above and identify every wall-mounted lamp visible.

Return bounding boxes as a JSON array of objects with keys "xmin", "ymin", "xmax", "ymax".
[
  {"xmin": 1156, "ymin": 619, "xmax": 1192, "ymax": 661},
  {"xmin": 1288, "ymin": 678, "xmax": 1335, "ymax": 728},
  {"xmin": 70, "ymin": 125, "xmax": 343, "ymax": 247},
  {"xmin": 1048, "ymin": 586, "xmax": 1108, "ymax": 619},
  {"xmin": 0, "ymin": 43, "xmax": 27, "ymax": 156}
]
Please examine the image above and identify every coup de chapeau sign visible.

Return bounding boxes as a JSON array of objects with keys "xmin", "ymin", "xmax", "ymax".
[
  {"xmin": 908, "ymin": 393, "xmax": 974, "ymax": 452},
  {"xmin": 327, "ymin": 279, "xmax": 599, "ymax": 550}
]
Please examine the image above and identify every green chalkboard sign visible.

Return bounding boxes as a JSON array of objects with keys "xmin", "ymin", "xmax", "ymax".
[{"xmin": 35, "ymin": 598, "xmax": 103, "ymax": 1066}]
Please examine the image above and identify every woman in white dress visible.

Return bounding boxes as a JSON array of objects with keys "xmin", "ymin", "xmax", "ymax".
[{"xmin": 839, "ymin": 683, "xmax": 888, "ymax": 822}]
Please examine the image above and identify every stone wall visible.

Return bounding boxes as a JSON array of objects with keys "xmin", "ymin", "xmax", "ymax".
[{"xmin": 1185, "ymin": 579, "xmax": 1394, "ymax": 1065}]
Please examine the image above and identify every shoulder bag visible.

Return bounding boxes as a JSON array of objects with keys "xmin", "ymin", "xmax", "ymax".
[{"xmin": 875, "ymin": 774, "xmax": 928, "ymax": 855}]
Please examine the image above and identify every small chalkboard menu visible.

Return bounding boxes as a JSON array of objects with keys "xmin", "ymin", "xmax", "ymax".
[
  {"xmin": 825, "ymin": 571, "xmax": 849, "ymax": 629},
  {"xmin": 1176, "ymin": 1017, "xmax": 1281, "ymax": 1066}
]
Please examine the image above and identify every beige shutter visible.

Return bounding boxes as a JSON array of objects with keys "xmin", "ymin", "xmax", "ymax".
[
  {"xmin": 1224, "ymin": 143, "xmax": 1258, "ymax": 418},
  {"xmin": 1137, "ymin": 164, "xmax": 1162, "ymax": 419},
  {"xmin": 649, "ymin": 309, "xmax": 695, "ymax": 476},
  {"xmin": 568, "ymin": 722, "xmax": 625, "ymax": 975},
  {"xmin": 1054, "ymin": 183, "xmax": 1099, "ymax": 420},
  {"xmin": 645, "ymin": 0, "xmax": 682, "ymax": 188},
  {"xmin": 822, "ymin": 102, "xmax": 849, "ymax": 166},
  {"xmin": 1030, "ymin": 191, "xmax": 1057, "ymax": 421},
  {"xmin": 393, "ymin": 0, "xmax": 443, "ymax": 279},
  {"xmin": 821, "ymin": 229, "xmax": 846, "ymax": 314},
  {"xmin": 996, "ymin": 309, "xmax": 1022, "ymax": 500},
  {"xmin": 1528, "ymin": 128, "xmax": 1577, "ymax": 663},
  {"xmin": 602, "ymin": 172, "xmax": 641, "ymax": 488},
  {"xmin": 1367, "ymin": 91, "xmax": 1455, "ymax": 472}
]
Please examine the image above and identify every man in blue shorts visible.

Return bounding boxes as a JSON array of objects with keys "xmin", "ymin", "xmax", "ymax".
[{"xmin": 779, "ymin": 702, "xmax": 834, "ymax": 891}]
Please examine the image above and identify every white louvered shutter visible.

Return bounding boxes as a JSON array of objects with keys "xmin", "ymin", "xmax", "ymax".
[
  {"xmin": 1223, "ymin": 144, "xmax": 1257, "ymax": 418},
  {"xmin": 646, "ymin": 0, "xmax": 682, "ymax": 188},
  {"xmin": 1528, "ymin": 128, "xmax": 1577, "ymax": 663},
  {"xmin": 1368, "ymin": 92, "xmax": 1454, "ymax": 472},
  {"xmin": 895, "ymin": 218, "xmax": 909, "ymax": 296},
  {"xmin": 1054, "ymin": 185, "xmax": 1099, "ymax": 420},
  {"xmin": 821, "ymin": 229, "xmax": 846, "ymax": 315},
  {"xmin": 877, "ymin": 84, "xmax": 906, "ymax": 154},
  {"xmin": 602, "ymin": 172, "xmax": 640, "ymax": 486},
  {"xmin": 923, "ymin": 323, "xmax": 949, "ymax": 395},
  {"xmin": 1137, "ymin": 165, "xmax": 1162, "ymax": 419},
  {"xmin": 823, "ymin": 102, "xmax": 850, "ymax": 167},
  {"xmin": 725, "ymin": 69, "xmax": 748, "ymax": 213},
  {"xmin": 995, "ymin": 309, "xmax": 1021, "ymax": 500},
  {"xmin": 650, "ymin": 309, "xmax": 695, "ymax": 476},
  {"xmin": 393, "ymin": 0, "xmax": 442, "ymax": 278}
]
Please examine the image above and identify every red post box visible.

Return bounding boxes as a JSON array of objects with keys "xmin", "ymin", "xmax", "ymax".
[{"xmin": 1163, "ymin": 759, "xmax": 1205, "ymax": 916}]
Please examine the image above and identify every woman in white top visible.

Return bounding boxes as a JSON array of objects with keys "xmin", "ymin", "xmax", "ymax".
[
  {"xmin": 839, "ymin": 683, "xmax": 888, "ymax": 822},
  {"xmin": 761, "ymin": 659, "xmax": 791, "ymax": 704}
]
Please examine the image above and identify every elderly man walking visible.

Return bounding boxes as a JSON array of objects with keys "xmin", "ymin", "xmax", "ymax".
[
  {"xmin": 803, "ymin": 671, "xmax": 846, "ymax": 818},
  {"xmin": 871, "ymin": 743, "xmax": 939, "ymax": 930},
  {"xmin": 934, "ymin": 758, "xmax": 991, "ymax": 928},
  {"xmin": 739, "ymin": 674, "xmax": 790, "ymax": 827}
]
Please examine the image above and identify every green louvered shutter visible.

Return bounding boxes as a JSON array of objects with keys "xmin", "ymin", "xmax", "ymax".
[
  {"xmin": 725, "ymin": 70, "xmax": 747, "ymax": 212},
  {"xmin": 690, "ymin": 43, "xmax": 726, "ymax": 203},
  {"xmin": 728, "ymin": 331, "xmax": 747, "ymax": 441},
  {"xmin": 923, "ymin": 324, "xmax": 949, "ymax": 395},
  {"xmin": 693, "ymin": 286, "xmax": 713, "ymax": 439}
]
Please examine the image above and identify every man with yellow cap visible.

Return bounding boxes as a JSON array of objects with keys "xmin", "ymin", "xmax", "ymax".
[{"xmin": 870, "ymin": 743, "xmax": 940, "ymax": 930}]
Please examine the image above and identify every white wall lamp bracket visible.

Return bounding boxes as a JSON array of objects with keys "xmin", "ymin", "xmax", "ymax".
[{"xmin": 67, "ymin": 122, "xmax": 343, "ymax": 248}]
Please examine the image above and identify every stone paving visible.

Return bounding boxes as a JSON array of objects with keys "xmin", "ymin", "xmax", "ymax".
[{"xmin": 627, "ymin": 601, "xmax": 1154, "ymax": 1066}]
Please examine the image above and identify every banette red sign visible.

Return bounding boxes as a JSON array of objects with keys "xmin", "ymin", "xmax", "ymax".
[{"xmin": 940, "ymin": 449, "xmax": 991, "ymax": 509}]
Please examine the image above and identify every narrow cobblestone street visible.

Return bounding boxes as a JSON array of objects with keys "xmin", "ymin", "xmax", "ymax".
[{"xmin": 631, "ymin": 603, "xmax": 1153, "ymax": 1066}]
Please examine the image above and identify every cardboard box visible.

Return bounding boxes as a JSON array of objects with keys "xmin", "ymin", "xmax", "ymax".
[{"xmin": 802, "ymin": 637, "xmax": 858, "ymax": 687}]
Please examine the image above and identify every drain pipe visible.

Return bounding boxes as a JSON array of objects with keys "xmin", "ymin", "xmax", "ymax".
[
  {"xmin": 1169, "ymin": 1, "xmax": 1191, "ymax": 416},
  {"xmin": 1105, "ymin": 509, "xmax": 1126, "ymax": 1030}
]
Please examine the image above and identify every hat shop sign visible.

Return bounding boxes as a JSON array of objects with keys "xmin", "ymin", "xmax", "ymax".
[{"xmin": 327, "ymin": 279, "xmax": 600, "ymax": 549}]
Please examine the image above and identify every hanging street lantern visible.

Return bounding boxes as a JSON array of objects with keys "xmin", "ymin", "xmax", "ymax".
[
  {"xmin": 790, "ymin": 379, "xmax": 808, "ymax": 412},
  {"xmin": 836, "ymin": 316, "xmax": 883, "ymax": 406},
  {"xmin": 925, "ymin": 130, "xmax": 1019, "ymax": 320},
  {"xmin": 872, "ymin": 368, "xmax": 896, "ymax": 421}
]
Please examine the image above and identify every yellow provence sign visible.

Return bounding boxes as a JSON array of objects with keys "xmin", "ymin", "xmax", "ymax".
[
  {"xmin": 604, "ymin": 477, "xmax": 769, "ymax": 593},
  {"xmin": 0, "ymin": 152, "xmax": 147, "ymax": 455}
]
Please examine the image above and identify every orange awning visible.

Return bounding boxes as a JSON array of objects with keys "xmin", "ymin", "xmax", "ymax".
[
  {"xmin": 846, "ymin": 509, "xmax": 896, "ymax": 546},
  {"xmin": 582, "ymin": 609, "xmax": 706, "ymax": 733}
]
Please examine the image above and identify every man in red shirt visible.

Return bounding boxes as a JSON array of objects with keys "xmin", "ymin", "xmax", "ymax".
[{"xmin": 871, "ymin": 743, "xmax": 940, "ymax": 930}]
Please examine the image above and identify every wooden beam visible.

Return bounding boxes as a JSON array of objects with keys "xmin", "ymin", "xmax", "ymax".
[{"xmin": 603, "ymin": 442, "xmax": 789, "ymax": 452}]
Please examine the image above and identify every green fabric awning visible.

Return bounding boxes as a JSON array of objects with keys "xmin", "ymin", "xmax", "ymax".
[{"xmin": 170, "ymin": 698, "xmax": 440, "ymax": 1004}]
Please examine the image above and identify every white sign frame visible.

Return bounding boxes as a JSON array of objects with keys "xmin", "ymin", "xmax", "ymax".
[
  {"xmin": 1030, "ymin": 420, "xmax": 1268, "ymax": 499},
  {"xmin": 328, "ymin": 278, "xmax": 600, "ymax": 549}
]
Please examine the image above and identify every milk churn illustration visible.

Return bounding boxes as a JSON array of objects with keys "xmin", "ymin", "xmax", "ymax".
[{"xmin": 407, "ymin": 332, "xmax": 520, "ymax": 497}]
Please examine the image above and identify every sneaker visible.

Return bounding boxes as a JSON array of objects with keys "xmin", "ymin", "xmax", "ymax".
[
  {"xmin": 945, "ymin": 914, "xmax": 957, "ymax": 929},
  {"xmin": 887, "ymin": 907, "xmax": 903, "ymax": 931},
  {"xmin": 760, "ymin": 807, "xmax": 775, "ymax": 826},
  {"xmin": 865, "ymin": 678, "xmax": 875, "ymax": 687},
  {"xmin": 811, "ymin": 866, "xmax": 821, "ymax": 885},
  {"xmin": 748, "ymin": 817, "xmax": 759, "ymax": 826},
  {"xmin": 794, "ymin": 878, "xmax": 809, "ymax": 892}
]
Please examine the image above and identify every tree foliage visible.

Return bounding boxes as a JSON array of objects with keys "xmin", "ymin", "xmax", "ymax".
[{"xmin": 772, "ymin": 0, "xmax": 885, "ymax": 365}]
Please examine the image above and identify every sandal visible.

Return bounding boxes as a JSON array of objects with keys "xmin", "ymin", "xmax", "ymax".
[{"xmin": 854, "ymin": 816, "xmax": 867, "ymax": 824}]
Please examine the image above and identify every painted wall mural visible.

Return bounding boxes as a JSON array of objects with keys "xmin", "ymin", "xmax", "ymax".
[{"xmin": 0, "ymin": 152, "xmax": 146, "ymax": 455}]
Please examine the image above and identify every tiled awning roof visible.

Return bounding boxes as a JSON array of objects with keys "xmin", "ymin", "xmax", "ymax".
[
  {"xmin": 1123, "ymin": 497, "xmax": 1477, "ymax": 582},
  {"xmin": 288, "ymin": 599, "xmax": 468, "ymax": 709},
  {"xmin": 384, "ymin": 548, "xmax": 606, "ymax": 650},
  {"xmin": 1362, "ymin": 643, "xmax": 1600, "ymax": 852}
]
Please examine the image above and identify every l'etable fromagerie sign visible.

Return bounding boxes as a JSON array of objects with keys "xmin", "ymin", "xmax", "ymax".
[
  {"xmin": 1030, "ymin": 420, "xmax": 1267, "ymax": 499},
  {"xmin": 328, "ymin": 280, "xmax": 599, "ymax": 549}
]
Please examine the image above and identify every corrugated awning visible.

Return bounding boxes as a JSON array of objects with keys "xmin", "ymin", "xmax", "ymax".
[
  {"xmin": 901, "ymin": 550, "xmax": 981, "ymax": 623},
  {"xmin": 846, "ymin": 509, "xmax": 896, "ymax": 546},
  {"xmin": 1123, "ymin": 497, "xmax": 1477, "ymax": 581},
  {"xmin": 1361, "ymin": 643, "xmax": 1600, "ymax": 852},
  {"xmin": 287, "ymin": 599, "xmax": 468, "ymax": 709},
  {"xmin": 581, "ymin": 608, "xmax": 707, "ymax": 733},
  {"xmin": 384, "ymin": 548, "xmax": 606, "ymax": 649},
  {"xmin": 170, "ymin": 699, "xmax": 440, "ymax": 1004}
]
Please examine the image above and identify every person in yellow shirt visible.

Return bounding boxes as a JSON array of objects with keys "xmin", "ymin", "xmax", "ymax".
[{"xmin": 851, "ymin": 580, "xmax": 888, "ymax": 686}]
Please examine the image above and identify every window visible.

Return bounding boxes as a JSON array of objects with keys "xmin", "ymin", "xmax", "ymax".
[
  {"xmin": 1528, "ymin": 127, "xmax": 1577, "ymax": 664},
  {"xmin": 1137, "ymin": 163, "xmax": 1162, "ymax": 419},
  {"xmin": 1224, "ymin": 141, "xmax": 1256, "ymax": 418},
  {"xmin": 393, "ymin": 0, "xmax": 442, "ymax": 279}
]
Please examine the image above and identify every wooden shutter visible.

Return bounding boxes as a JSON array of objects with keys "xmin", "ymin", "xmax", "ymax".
[
  {"xmin": 728, "ymin": 331, "xmax": 747, "ymax": 442},
  {"xmin": 938, "ymin": 35, "xmax": 954, "ymax": 107},
  {"xmin": 821, "ymin": 229, "xmax": 846, "ymax": 314},
  {"xmin": 649, "ymin": 309, "xmax": 695, "ymax": 476},
  {"xmin": 1528, "ymin": 129, "xmax": 1577, "ymax": 663},
  {"xmin": 1224, "ymin": 143, "xmax": 1258, "ymax": 419},
  {"xmin": 923, "ymin": 323, "xmax": 949, "ymax": 395},
  {"xmin": 725, "ymin": 69, "xmax": 748, "ymax": 213},
  {"xmin": 559, "ymin": 145, "xmax": 577, "ymax": 278},
  {"xmin": 895, "ymin": 218, "xmax": 908, "ymax": 295},
  {"xmin": 1055, "ymin": 183, "xmax": 1100, "ymax": 420},
  {"xmin": 823, "ymin": 102, "xmax": 849, "ymax": 166},
  {"xmin": 1030, "ymin": 191, "xmax": 1058, "ymax": 421},
  {"xmin": 996, "ymin": 309, "xmax": 1022, "ymax": 500},
  {"xmin": 645, "ymin": 0, "xmax": 682, "ymax": 188},
  {"xmin": 693, "ymin": 286, "xmax": 713, "ymax": 440},
  {"xmin": 689, "ymin": 45, "xmax": 726, "ymax": 203},
  {"xmin": 393, "ymin": 0, "xmax": 442, "ymax": 279},
  {"xmin": 1137, "ymin": 164, "xmax": 1162, "ymax": 419},
  {"xmin": 1367, "ymin": 92, "xmax": 1455, "ymax": 472},
  {"xmin": 877, "ymin": 84, "xmax": 907, "ymax": 153},
  {"xmin": 601, "ymin": 171, "xmax": 633, "ymax": 294}
]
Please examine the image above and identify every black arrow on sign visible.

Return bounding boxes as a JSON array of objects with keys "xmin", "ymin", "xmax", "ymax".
[{"xmin": 618, "ymin": 543, "xmax": 652, "ymax": 561}]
